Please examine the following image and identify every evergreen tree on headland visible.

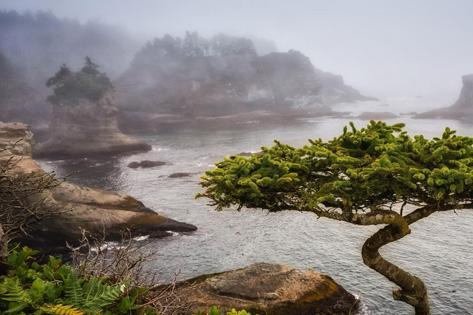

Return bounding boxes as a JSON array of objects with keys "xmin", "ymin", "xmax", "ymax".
[
  {"xmin": 46, "ymin": 57, "xmax": 113, "ymax": 105},
  {"xmin": 199, "ymin": 121, "xmax": 473, "ymax": 315}
]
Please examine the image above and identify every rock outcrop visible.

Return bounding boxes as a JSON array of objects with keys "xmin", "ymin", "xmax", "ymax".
[
  {"xmin": 168, "ymin": 263, "xmax": 358, "ymax": 315},
  {"xmin": 128, "ymin": 160, "xmax": 166, "ymax": 168},
  {"xmin": 0, "ymin": 122, "xmax": 196, "ymax": 254},
  {"xmin": 416, "ymin": 74, "xmax": 473, "ymax": 120},
  {"xmin": 34, "ymin": 93, "xmax": 151, "ymax": 158}
]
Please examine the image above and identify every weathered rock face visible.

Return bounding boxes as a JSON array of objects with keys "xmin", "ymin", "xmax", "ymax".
[
  {"xmin": 0, "ymin": 122, "xmax": 196, "ymax": 254},
  {"xmin": 34, "ymin": 93, "xmax": 151, "ymax": 158},
  {"xmin": 451, "ymin": 74, "xmax": 473, "ymax": 110},
  {"xmin": 170, "ymin": 263, "xmax": 358, "ymax": 315},
  {"xmin": 416, "ymin": 74, "xmax": 473, "ymax": 120}
]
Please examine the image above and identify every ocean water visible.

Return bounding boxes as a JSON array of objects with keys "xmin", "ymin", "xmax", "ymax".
[{"xmin": 39, "ymin": 100, "xmax": 473, "ymax": 314}]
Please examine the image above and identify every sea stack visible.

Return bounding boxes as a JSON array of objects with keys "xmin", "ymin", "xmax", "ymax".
[
  {"xmin": 415, "ymin": 74, "xmax": 473, "ymax": 120},
  {"xmin": 35, "ymin": 57, "xmax": 151, "ymax": 158},
  {"xmin": 452, "ymin": 74, "xmax": 473, "ymax": 110}
]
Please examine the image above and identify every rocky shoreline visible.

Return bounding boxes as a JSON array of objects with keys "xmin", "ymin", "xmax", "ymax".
[
  {"xmin": 118, "ymin": 107, "xmax": 350, "ymax": 133},
  {"xmin": 1, "ymin": 121, "xmax": 362, "ymax": 314},
  {"xmin": 0, "ymin": 121, "xmax": 196, "ymax": 254}
]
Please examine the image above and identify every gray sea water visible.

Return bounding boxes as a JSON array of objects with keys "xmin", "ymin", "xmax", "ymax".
[{"xmin": 40, "ymin": 100, "xmax": 473, "ymax": 314}]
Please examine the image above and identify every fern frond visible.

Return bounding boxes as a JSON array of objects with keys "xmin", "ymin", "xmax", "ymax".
[
  {"xmin": 0, "ymin": 277, "xmax": 32, "ymax": 304},
  {"xmin": 40, "ymin": 304, "xmax": 84, "ymax": 315},
  {"xmin": 63, "ymin": 274, "xmax": 84, "ymax": 308},
  {"xmin": 81, "ymin": 278, "xmax": 121, "ymax": 312}
]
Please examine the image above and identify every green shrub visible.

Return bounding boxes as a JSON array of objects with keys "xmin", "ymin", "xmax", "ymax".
[{"xmin": 0, "ymin": 246, "xmax": 153, "ymax": 315}]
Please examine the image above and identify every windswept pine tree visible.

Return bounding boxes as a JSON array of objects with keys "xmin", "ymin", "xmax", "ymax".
[{"xmin": 199, "ymin": 121, "xmax": 473, "ymax": 315}]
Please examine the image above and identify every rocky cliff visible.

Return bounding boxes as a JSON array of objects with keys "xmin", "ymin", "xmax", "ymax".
[
  {"xmin": 416, "ymin": 74, "xmax": 473, "ymax": 120},
  {"xmin": 34, "ymin": 93, "xmax": 151, "ymax": 158},
  {"xmin": 0, "ymin": 122, "xmax": 196, "ymax": 254}
]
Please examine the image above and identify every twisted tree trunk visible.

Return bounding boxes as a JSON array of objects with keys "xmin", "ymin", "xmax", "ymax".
[{"xmin": 362, "ymin": 221, "xmax": 430, "ymax": 315}]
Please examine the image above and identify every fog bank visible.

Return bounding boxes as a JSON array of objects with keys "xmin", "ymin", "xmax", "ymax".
[{"xmin": 2, "ymin": 0, "xmax": 473, "ymax": 105}]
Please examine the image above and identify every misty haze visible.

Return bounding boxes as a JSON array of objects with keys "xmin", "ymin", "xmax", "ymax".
[{"xmin": 0, "ymin": 1, "xmax": 472, "ymax": 315}]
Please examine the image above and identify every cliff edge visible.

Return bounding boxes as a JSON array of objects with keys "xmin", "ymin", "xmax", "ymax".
[{"xmin": 1, "ymin": 121, "xmax": 196, "ymax": 254}]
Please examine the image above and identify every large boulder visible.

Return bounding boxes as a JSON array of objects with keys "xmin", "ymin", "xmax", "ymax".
[
  {"xmin": 0, "ymin": 122, "xmax": 196, "ymax": 254},
  {"xmin": 415, "ymin": 74, "xmax": 473, "ymax": 120},
  {"xmin": 169, "ymin": 263, "xmax": 358, "ymax": 315},
  {"xmin": 34, "ymin": 93, "xmax": 151, "ymax": 158}
]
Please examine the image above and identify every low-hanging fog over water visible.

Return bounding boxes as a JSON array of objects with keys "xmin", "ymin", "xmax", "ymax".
[
  {"xmin": 3, "ymin": 0, "xmax": 473, "ymax": 314},
  {"xmin": 40, "ymin": 99, "xmax": 473, "ymax": 315},
  {"xmin": 3, "ymin": 0, "xmax": 473, "ymax": 103}
]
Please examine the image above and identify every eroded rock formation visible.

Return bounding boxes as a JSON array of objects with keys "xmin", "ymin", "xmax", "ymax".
[
  {"xmin": 169, "ymin": 263, "xmax": 358, "ymax": 315},
  {"xmin": 416, "ymin": 74, "xmax": 473, "ymax": 120},
  {"xmin": 34, "ymin": 93, "xmax": 151, "ymax": 158},
  {"xmin": 0, "ymin": 122, "xmax": 196, "ymax": 254}
]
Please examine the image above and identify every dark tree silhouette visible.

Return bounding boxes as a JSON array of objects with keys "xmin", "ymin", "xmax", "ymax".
[{"xmin": 46, "ymin": 57, "xmax": 113, "ymax": 105}]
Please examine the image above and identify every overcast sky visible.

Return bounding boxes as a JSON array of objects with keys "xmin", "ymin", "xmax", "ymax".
[{"xmin": 2, "ymin": 0, "xmax": 473, "ymax": 104}]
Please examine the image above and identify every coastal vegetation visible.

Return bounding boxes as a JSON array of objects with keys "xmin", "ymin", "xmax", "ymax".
[
  {"xmin": 199, "ymin": 120, "xmax": 473, "ymax": 315},
  {"xmin": 0, "ymin": 124, "xmax": 244, "ymax": 315},
  {"xmin": 46, "ymin": 57, "xmax": 113, "ymax": 105},
  {"xmin": 0, "ymin": 246, "xmax": 254, "ymax": 314},
  {"xmin": 2, "ymin": 6, "xmax": 472, "ymax": 314}
]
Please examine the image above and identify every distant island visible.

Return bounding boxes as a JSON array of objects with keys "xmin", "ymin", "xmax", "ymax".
[{"xmin": 117, "ymin": 32, "xmax": 374, "ymax": 131}]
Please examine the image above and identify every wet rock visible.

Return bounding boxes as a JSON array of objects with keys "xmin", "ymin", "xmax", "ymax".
[
  {"xmin": 168, "ymin": 263, "xmax": 359, "ymax": 315},
  {"xmin": 169, "ymin": 172, "xmax": 193, "ymax": 178},
  {"xmin": 128, "ymin": 160, "xmax": 166, "ymax": 168}
]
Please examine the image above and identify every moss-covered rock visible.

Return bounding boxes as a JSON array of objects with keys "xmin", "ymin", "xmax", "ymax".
[{"xmin": 167, "ymin": 263, "xmax": 358, "ymax": 315}]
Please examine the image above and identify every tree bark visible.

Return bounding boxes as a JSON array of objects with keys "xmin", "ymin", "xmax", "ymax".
[{"xmin": 362, "ymin": 221, "xmax": 430, "ymax": 315}]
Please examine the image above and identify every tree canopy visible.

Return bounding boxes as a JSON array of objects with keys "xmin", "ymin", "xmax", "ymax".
[
  {"xmin": 46, "ymin": 57, "xmax": 113, "ymax": 105},
  {"xmin": 133, "ymin": 32, "xmax": 257, "ymax": 65},
  {"xmin": 200, "ymin": 121, "xmax": 473, "ymax": 215},
  {"xmin": 199, "ymin": 121, "xmax": 473, "ymax": 315}
]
